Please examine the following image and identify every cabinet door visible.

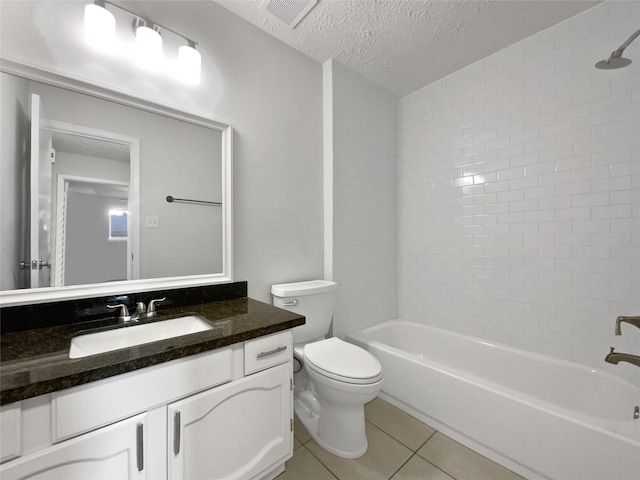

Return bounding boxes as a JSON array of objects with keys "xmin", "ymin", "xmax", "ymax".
[
  {"xmin": 0, "ymin": 413, "xmax": 147, "ymax": 480},
  {"xmin": 169, "ymin": 362, "xmax": 292, "ymax": 480},
  {"xmin": 0, "ymin": 403, "xmax": 21, "ymax": 463}
]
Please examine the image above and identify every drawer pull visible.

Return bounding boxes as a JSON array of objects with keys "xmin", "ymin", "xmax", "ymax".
[
  {"xmin": 257, "ymin": 346, "xmax": 287, "ymax": 359},
  {"xmin": 136, "ymin": 423, "xmax": 144, "ymax": 471},
  {"xmin": 173, "ymin": 411, "xmax": 181, "ymax": 455}
]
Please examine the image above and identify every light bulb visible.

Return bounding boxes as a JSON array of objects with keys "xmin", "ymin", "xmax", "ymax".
[
  {"xmin": 177, "ymin": 43, "xmax": 201, "ymax": 85},
  {"xmin": 134, "ymin": 23, "xmax": 163, "ymax": 70},
  {"xmin": 84, "ymin": 3, "xmax": 116, "ymax": 52}
]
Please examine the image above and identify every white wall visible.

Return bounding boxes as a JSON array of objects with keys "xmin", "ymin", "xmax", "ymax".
[
  {"xmin": 53, "ymin": 153, "xmax": 129, "ymax": 185},
  {"xmin": 323, "ymin": 60, "xmax": 397, "ymax": 337},
  {"xmin": 0, "ymin": 1, "xmax": 324, "ymax": 302},
  {"xmin": 398, "ymin": 2, "xmax": 640, "ymax": 385}
]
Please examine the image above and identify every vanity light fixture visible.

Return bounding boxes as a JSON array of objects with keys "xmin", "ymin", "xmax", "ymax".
[
  {"xmin": 84, "ymin": 1, "xmax": 116, "ymax": 52},
  {"xmin": 83, "ymin": 1, "xmax": 202, "ymax": 85},
  {"xmin": 177, "ymin": 41, "xmax": 202, "ymax": 85},
  {"xmin": 133, "ymin": 18, "xmax": 163, "ymax": 70}
]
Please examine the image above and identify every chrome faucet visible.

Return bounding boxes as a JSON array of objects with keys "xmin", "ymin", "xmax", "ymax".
[
  {"xmin": 131, "ymin": 302, "xmax": 147, "ymax": 322},
  {"xmin": 605, "ymin": 348, "xmax": 640, "ymax": 368},
  {"xmin": 107, "ymin": 303, "xmax": 133, "ymax": 323},
  {"xmin": 147, "ymin": 297, "xmax": 166, "ymax": 318},
  {"xmin": 615, "ymin": 316, "xmax": 640, "ymax": 335},
  {"xmin": 107, "ymin": 297, "xmax": 166, "ymax": 323}
]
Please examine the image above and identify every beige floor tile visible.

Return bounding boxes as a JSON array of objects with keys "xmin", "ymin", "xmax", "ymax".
[
  {"xmin": 294, "ymin": 436, "xmax": 302, "ymax": 449},
  {"xmin": 417, "ymin": 433, "xmax": 525, "ymax": 480},
  {"xmin": 306, "ymin": 422, "xmax": 413, "ymax": 480},
  {"xmin": 365, "ymin": 398, "xmax": 435, "ymax": 451},
  {"xmin": 391, "ymin": 455, "xmax": 455, "ymax": 480},
  {"xmin": 276, "ymin": 446, "xmax": 337, "ymax": 480},
  {"xmin": 294, "ymin": 415, "xmax": 312, "ymax": 444}
]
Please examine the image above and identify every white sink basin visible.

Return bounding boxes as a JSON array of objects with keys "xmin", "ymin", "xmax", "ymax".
[{"xmin": 69, "ymin": 316, "xmax": 213, "ymax": 359}]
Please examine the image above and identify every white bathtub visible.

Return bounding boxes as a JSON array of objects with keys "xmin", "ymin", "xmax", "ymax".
[{"xmin": 346, "ymin": 320, "xmax": 640, "ymax": 480}]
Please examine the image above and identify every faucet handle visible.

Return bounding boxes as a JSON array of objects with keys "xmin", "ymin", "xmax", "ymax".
[
  {"xmin": 107, "ymin": 304, "xmax": 131, "ymax": 322},
  {"xmin": 148, "ymin": 297, "xmax": 166, "ymax": 314}
]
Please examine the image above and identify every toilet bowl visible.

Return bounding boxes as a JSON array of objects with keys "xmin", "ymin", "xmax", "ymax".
[
  {"xmin": 297, "ymin": 337, "xmax": 383, "ymax": 458},
  {"xmin": 272, "ymin": 280, "xmax": 384, "ymax": 458}
]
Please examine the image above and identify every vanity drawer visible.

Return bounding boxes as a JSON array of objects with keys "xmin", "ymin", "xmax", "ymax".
[
  {"xmin": 52, "ymin": 348, "xmax": 231, "ymax": 442},
  {"xmin": 244, "ymin": 330, "xmax": 292, "ymax": 375}
]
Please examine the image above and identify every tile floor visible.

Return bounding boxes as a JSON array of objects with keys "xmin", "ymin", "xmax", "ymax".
[{"xmin": 277, "ymin": 397, "xmax": 526, "ymax": 480}]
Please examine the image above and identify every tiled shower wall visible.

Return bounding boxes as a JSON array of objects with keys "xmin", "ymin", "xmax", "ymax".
[
  {"xmin": 397, "ymin": 2, "xmax": 640, "ymax": 384},
  {"xmin": 324, "ymin": 60, "xmax": 398, "ymax": 337}
]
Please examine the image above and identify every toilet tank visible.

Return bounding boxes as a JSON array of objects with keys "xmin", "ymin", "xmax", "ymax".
[{"xmin": 271, "ymin": 280, "xmax": 338, "ymax": 344}]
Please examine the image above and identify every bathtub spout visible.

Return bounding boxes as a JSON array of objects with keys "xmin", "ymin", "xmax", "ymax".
[
  {"xmin": 605, "ymin": 347, "xmax": 640, "ymax": 368},
  {"xmin": 615, "ymin": 315, "xmax": 640, "ymax": 335}
]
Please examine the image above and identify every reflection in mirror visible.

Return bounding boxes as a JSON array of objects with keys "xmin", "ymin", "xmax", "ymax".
[
  {"xmin": 0, "ymin": 65, "xmax": 232, "ymax": 306},
  {"xmin": 29, "ymin": 105, "xmax": 138, "ymax": 291}
]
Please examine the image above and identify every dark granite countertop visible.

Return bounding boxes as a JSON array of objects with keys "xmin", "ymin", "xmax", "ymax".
[{"xmin": 0, "ymin": 297, "xmax": 304, "ymax": 405}]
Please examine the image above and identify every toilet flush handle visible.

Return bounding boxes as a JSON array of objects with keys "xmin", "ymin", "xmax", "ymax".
[{"xmin": 283, "ymin": 299, "xmax": 298, "ymax": 307}]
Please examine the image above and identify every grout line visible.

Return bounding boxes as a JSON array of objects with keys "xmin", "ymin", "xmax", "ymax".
[
  {"xmin": 423, "ymin": 457, "xmax": 457, "ymax": 480},
  {"xmin": 364, "ymin": 415, "xmax": 438, "ymax": 453},
  {"xmin": 301, "ymin": 443, "xmax": 341, "ymax": 480},
  {"xmin": 422, "ymin": 428, "xmax": 438, "ymax": 445},
  {"xmin": 364, "ymin": 419, "xmax": 416, "ymax": 454},
  {"xmin": 387, "ymin": 452, "xmax": 418, "ymax": 480},
  {"xmin": 294, "ymin": 434, "xmax": 311, "ymax": 445}
]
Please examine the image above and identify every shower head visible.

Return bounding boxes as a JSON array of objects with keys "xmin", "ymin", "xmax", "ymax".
[
  {"xmin": 595, "ymin": 29, "xmax": 640, "ymax": 70},
  {"xmin": 595, "ymin": 56, "xmax": 632, "ymax": 70}
]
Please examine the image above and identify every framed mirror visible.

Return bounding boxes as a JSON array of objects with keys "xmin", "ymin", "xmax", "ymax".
[{"xmin": 0, "ymin": 60, "xmax": 232, "ymax": 307}]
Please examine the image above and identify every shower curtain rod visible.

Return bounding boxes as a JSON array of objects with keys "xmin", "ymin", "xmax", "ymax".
[{"xmin": 166, "ymin": 195, "xmax": 222, "ymax": 206}]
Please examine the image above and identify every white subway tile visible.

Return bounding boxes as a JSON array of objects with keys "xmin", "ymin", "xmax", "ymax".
[
  {"xmin": 539, "ymin": 221, "xmax": 572, "ymax": 234},
  {"xmin": 524, "ymin": 210, "xmax": 556, "ymax": 222},
  {"xmin": 591, "ymin": 204, "xmax": 632, "ymax": 219},
  {"xmin": 555, "ymin": 207, "xmax": 591, "ymax": 221},
  {"xmin": 572, "ymin": 165, "xmax": 610, "ymax": 182},
  {"xmin": 498, "ymin": 144, "xmax": 526, "ymax": 159},
  {"xmin": 397, "ymin": 2, "xmax": 639, "ymax": 383},
  {"xmin": 572, "ymin": 219, "xmax": 610, "ymax": 233},
  {"xmin": 539, "ymin": 170, "xmax": 574, "ymax": 186},
  {"xmin": 509, "ymin": 176, "xmax": 539, "ymax": 190},
  {"xmin": 591, "ymin": 176, "xmax": 632, "ymax": 193},
  {"xmin": 571, "ymin": 192, "xmax": 609, "ymax": 208},
  {"xmin": 555, "ymin": 233, "xmax": 590, "ymax": 245},
  {"xmin": 485, "ymin": 136, "xmax": 511, "ymax": 152}
]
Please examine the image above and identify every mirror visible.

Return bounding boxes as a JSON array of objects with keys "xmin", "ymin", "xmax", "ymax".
[{"xmin": 0, "ymin": 61, "xmax": 232, "ymax": 307}]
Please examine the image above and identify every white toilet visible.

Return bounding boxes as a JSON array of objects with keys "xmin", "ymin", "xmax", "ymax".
[{"xmin": 271, "ymin": 280, "xmax": 383, "ymax": 459}]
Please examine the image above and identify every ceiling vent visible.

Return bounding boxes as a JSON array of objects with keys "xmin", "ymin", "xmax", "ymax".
[{"xmin": 262, "ymin": 0, "xmax": 318, "ymax": 28}]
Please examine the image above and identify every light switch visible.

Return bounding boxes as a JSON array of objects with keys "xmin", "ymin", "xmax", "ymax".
[{"xmin": 146, "ymin": 216, "xmax": 159, "ymax": 228}]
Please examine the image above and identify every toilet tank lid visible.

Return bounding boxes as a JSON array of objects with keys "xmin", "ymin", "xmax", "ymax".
[{"xmin": 271, "ymin": 280, "xmax": 338, "ymax": 297}]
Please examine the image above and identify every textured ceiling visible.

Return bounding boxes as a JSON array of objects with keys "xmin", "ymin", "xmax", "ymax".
[
  {"xmin": 52, "ymin": 132, "xmax": 130, "ymax": 163},
  {"xmin": 216, "ymin": 0, "xmax": 600, "ymax": 97}
]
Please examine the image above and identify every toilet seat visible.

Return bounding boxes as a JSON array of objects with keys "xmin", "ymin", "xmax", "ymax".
[{"xmin": 304, "ymin": 338, "xmax": 383, "ymax": 385}]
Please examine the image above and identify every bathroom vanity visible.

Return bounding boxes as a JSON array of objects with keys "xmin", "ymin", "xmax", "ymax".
[{"xmin": 0, "ymin": 282, "xmax": 304, "ymax": 480}]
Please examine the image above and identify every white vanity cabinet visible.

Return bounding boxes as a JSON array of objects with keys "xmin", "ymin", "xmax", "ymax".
[
  {"xmin": 1, "ymin": 413, "xmax": 147, "ymax": 480},
  {"xmin": 0, "ymin": 330, "xmax": 293, "ymax": 480},
  {"xmin": 0, "ymin": 403, "xmax": 21, "ymax": 463},
  {"xmin": 168, "ymin": 362, "xmax": 292, "ymax": 480}
]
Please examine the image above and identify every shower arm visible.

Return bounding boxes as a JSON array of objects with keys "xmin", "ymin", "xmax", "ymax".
[{"xmin": 609, "ymin": 29, "xmax": 640, "ymax": 59}]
